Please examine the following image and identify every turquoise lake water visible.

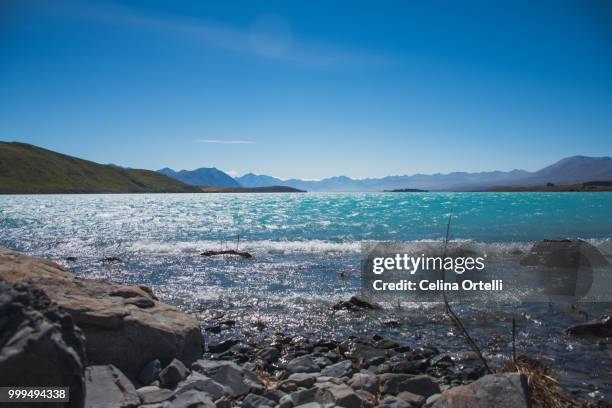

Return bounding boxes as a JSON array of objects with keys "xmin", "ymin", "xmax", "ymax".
[{"xmin": 1, "ymin": 192, "xmax": 611, "ymax": 400}]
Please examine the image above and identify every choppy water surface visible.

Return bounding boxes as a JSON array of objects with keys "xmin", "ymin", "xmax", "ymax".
[{"xmin": 1, "ymin": 192, "xmax": 611, "ymax": 401}]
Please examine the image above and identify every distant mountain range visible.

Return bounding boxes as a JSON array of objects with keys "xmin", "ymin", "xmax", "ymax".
[
  {"xmin": 158, "ymin": 167, "xmax": 241, "ymax": 188},
  {"xmin": 233, "ymin": 156, "xmax": 612, "ymax": 191},
  {"xmin": 0, "ymin": 142, "xmax": 199, "ymax": 193},
  {"xmin": 2, "ymin": 141, "xmax": 610, "ymax": 194}
]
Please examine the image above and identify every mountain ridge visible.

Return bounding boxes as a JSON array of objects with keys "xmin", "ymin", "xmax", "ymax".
[
  {"xmin": 236, "ymin": 156, "xmax": 612, "ymax": 191},
  {"xmin": 158, "ymin": 167, "xmax": 241, "ymax": 188}
]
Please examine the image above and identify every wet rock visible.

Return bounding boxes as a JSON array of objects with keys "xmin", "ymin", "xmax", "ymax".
[
  {"xmin": 374, "ymin": 339, "xmax": 401, "ymax": 349},
  {"xmin": 85, "ymin": 365, "xmax": 140, "ymax": 408},
  {"xmin": 208, "ymin": 339, "xmax": 240, "ymax": 353},
  {"xmin": 0, "ymin": 248, "xmax": 203, "ymax": 381},
  {"xmin": 136, "ymin": 386, "xmax": 174, "ymax": 404},
  {"xmin": 521, "ymin": 239, "xmax": 609, "ymax": 268},
  {"xmin": 286, "ymin": 355, "xmax": 320, "ymax": 373},
  {"xmin": 431, "ymin": 373, "xmax": 529, "ymax": 408},
  {"xmin": 0, "ymin": 281, "xmax": 86, "ymax": 408},
  {"xmin": 101, "ymin": 256, "xmax": 123, "ymax": 263},
  {"xmin": 159, "ymin": 358, "xmax": 190, "ymax": 389},
  {"xmin": 242, "ymin": 393, "xmax": 276, "ymax": 408},
  {"xmin": 348, "ymin": 373, "xmax": 379, "ymax": 394},
  {"xmin": 566, "ymin": 316, "xmax": 612, "ymax": 337},
  {"xmin": 139, "ymin": 359, "xmax": 161, "ymax": 385},
  {"xmin": 320, "ymin": 359, "xmax": 353, "ymax": 378},
  {"xmin": 191, "ymin": 360, "xmax": 263, "ymax": 397},
  {"xmin": 332, "ymin": 295, "xmax": 381, "ymax": 311},
  {"xmin": 175, "ymin": 372, "xmax": 226, "ymax": 400}
]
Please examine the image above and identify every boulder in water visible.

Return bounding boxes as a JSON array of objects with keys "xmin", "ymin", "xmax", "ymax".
[
  {"xmin": 520, "ymin": 239, "xmax": 609, "ymax": 268},
  {"xmin": 566, "ymin": 316, "xmax": 612, "ymax": 337}
]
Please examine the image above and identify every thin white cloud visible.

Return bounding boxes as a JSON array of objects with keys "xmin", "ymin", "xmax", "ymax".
[{"xmin": 196, "ymin": 139, "xmax": 254, "ymax": 144}]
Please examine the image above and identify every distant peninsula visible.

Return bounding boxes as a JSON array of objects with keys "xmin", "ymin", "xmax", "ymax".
[
  {"xmin": 384, "ymin": 188, "xmax": 428, "ymax": 192},
  {"xmin": 200, "ymin": 186, "xmax": 305, "ymax": 193}
]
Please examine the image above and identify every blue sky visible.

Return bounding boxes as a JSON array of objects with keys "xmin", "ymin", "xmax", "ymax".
[{"xmin": 1, "ymin": 0, "xmax": 611, "ymax": 179}]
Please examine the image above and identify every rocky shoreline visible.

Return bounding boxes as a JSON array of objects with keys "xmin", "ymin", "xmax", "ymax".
[{"xmin": 0, "ymin": 248, "xmax": 605, "ymax": 407}]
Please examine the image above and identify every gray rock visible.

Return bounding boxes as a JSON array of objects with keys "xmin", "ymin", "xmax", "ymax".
[
  {"xmin": 191, "ymin": 360, "xmax": 263, "ymax": 397},
  {"xmin": 397, "ymin": 391, "xmax": 426, "ymax": 406},
  {"xmin": 175, "ymin": 372, "xmax": 225, "ymax": 400},
  {"xmin": 214, "ymin": 396, "xmax": 232, "ymax": 408},
  {"xmin": 424, "ymin": 394, "xmax": 441, "ymax": 407},
  {"xmin": 167, "ymin": 390, "xmax": 215, "ymax": 408},
  {"xmin": 139, "ymin": 359, "xmax": 162, "ymax": 385},
  {"xmin": 0, "ymin": 281, "xmax": 86, "ymax": 407},
  {"xmin": 377, "ymin": 396, "xmax": 413, "ymax": 408},
  {"xmin": 242, "ymin": 393, "xmax": 276, "ymax": 408},
  {"xmin": 257, "ymin": 347, "xmax": 280, "ymax": 363},
  {"xmin": 137, "ymin": 386, "xmax": 174, "ymax": 404},
  {"xmin": 379, "ymin": 374, "xmax": 440, "ymax": 397},
  {"xmin": 0, "ymin": 248, "xmax": 203, "ymax": 382},
  {"xmin": 320, "ymin": 360, "xmax": 353, "ymax": 378},
  {"xmin": 85, "ymin": 365, "xmax": 140, "ymax": 408},
  {"xmin": 320, "ymin": 384, "xmax": 363, "ymax": 408},
  {"xmin": 286, "ymin": 355, "xmax": 320, "ymax": 373},
  {"xmin": 348, "ymin": 373, "xmax": 379, "ymax": 394},
  {"xmin": 284, "ymin": 373, "xmax": 318, "ymax": 388},
  {"xmin": 394, "ymin": 375, "xmax": 440, "ymax": 398},
  {"xmin": 293, "ymin": 404, "xmax": 323, "ymax": 408},
  {"xmin": 280, "ymin": 387, "xmax": 318, "ymax": 407},
  {"xmin": 159, "ymin": 358, "xmax": 190, "ymax": 389},
  {"xmin": 431, "ymin": 373, "xmax": 530, "ymax": 408},
  {"xmin": 343, "ymin": 342, "xmax": 389, "ymax": 368}
]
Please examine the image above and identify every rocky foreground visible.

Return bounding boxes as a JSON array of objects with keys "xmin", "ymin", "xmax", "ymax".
[{"xmin": 0, "ymin": 247, "xmax": 599, "ymax": 407}]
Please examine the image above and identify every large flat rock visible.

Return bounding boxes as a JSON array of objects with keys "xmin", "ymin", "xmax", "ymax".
[{"xmin": 0, "ymin": 248, "xmax": 203, "ymax": 381}]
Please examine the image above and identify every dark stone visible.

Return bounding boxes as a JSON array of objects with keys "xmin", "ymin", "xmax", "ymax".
[
  {"xmin": 0, "ymin": 280, "xmax": 86, "ymax": 408},
  {"xmin": 566, "ymin": 316, "xmax": 612, "ymax": 337},
  {"xmin": 332, "ymin": 296, "xmax": 381, "ymax": 311},
  {"xmin": 208, "ymin": 339, "xmax": 240, "ymax": 353},
  {"xmin": 159, "ymin": 358, "xmax": 190, "ymax": 389}
]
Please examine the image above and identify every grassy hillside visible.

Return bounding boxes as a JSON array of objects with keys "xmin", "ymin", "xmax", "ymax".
[{"xmin": 0, "ymin": 142, "xmax": 200, "ymax": 193}]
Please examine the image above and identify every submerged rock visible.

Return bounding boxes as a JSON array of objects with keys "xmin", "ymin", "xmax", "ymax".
[
  {"xmin": 332, "ymin": 295, "xmax": 381, "ymax": 311},
  {"xmin": 431, "ymin": 373, "xmax": 529, "ymax": 408},
  {"xmin": 566, "ymin": 316, "xmax": 612, "ymax": 337},
  {"xmin": 0, "ymin": 280, "xmax": 86, "ymax": 408},
  {"xmin": 0, "ymin": 248, "xmax": 203, "ymax": 381},
  {"xmin": 521, "ymin": 239, "xmax": 609, "ymax": 268}
]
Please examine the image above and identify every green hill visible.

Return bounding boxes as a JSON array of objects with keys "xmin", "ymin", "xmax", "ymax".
[{"xmin": 0, "ymin": 142, "xmax": 200, "ymax": 193}]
